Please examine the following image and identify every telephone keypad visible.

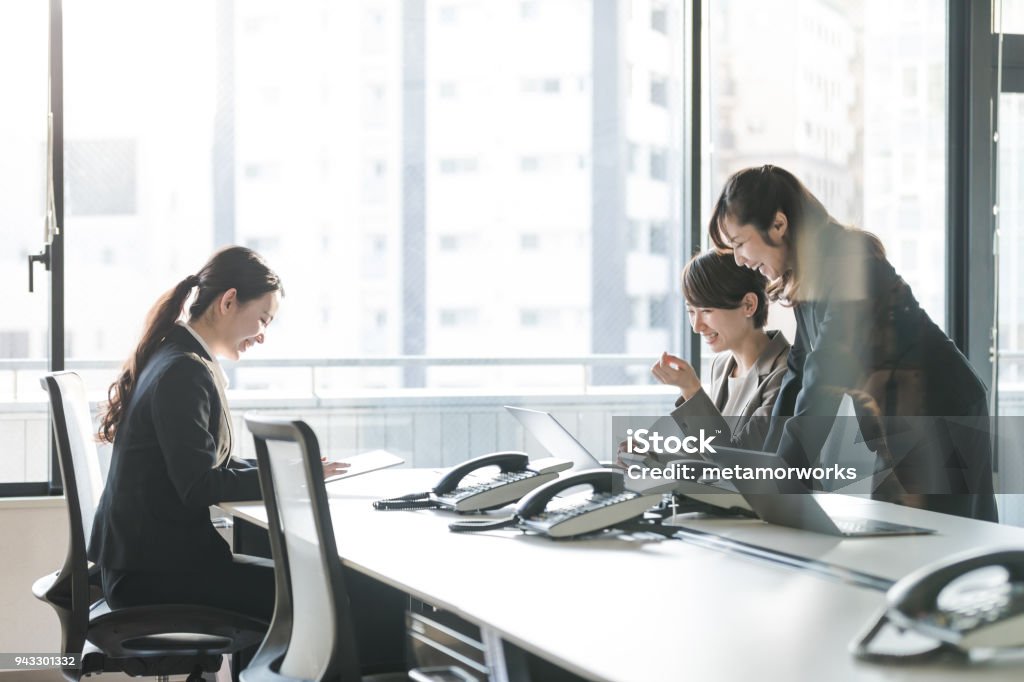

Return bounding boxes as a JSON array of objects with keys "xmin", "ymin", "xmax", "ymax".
[
  {"xmin": 439, "ymin": 471, "xmax": 538, "ymax": 503},
  {"xmin": 930, "ymin": 581, "xmax": 1024, "ymax": 634},
  {"xmin": 533, "ymin": 491, "xmax": 639, "ymax": 524}
]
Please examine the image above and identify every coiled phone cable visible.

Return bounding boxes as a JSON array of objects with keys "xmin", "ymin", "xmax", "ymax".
[
  {"xmin": 373, "ymin": 492, "xmax": 440, "ymax": 510},
  {"xmin": 447, "ymin": 515, "xmax": 519, "ymax": 532}
]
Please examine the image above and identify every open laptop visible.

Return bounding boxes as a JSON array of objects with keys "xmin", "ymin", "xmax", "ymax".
[
  {"xmin": 505, "ymin": 406, "xmax": 605, "ymax": 471},
  {"xmin": 508, "ymin": 406, "xmax": 756, "ymax": 504},
  {"xmin": 705, "ymin": 445, "xmax": 934, "ymax": 537},
  {"xmin": 505, "ymin": 406, "xmax": 678, "ymax": 499}
]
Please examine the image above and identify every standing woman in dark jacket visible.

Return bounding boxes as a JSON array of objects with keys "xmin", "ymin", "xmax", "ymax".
[
  {"xmin": 709, "ymin": 165, "xmax": 997, "ymax": 522},
  {"xmin": 90, "ymin": 246, "xmax": 346, "ymax": 620}
]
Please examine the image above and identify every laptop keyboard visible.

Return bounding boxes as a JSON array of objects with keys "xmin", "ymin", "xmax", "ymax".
[
  {"xmin": 835, "ymin": 519, "xmax": 874, "ymax": 534},
  {"xmin": 834, "ymin": 517, "xmax": 922, "ymax": 535}
]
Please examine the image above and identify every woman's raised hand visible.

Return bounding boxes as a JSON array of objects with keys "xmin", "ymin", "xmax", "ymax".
[{"xmin": 651, "ymin": 352, "xmax": 701, "ymax": 400}]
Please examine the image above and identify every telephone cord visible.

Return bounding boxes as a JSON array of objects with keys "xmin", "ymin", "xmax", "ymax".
[
  {"xmin": 373, "ymin": 492, "xmax": 441, "ymax": 510},
  {"xmin": 448, "ymin": 515, "xmax": 519, "ymax": 533}
]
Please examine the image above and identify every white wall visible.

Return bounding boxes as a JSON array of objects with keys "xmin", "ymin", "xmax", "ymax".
[{"xmin": 0, "ymin": 498, "xmax": 68, "ymax": 653}]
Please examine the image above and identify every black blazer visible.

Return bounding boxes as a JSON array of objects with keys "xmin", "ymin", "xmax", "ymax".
[
  {"xmin": 88, "ymin": 325, "xmax": 262, "ymax": 571},
  {"xmin": 765, "ymin": 227, "xmax": 996, "ymax": 520}
]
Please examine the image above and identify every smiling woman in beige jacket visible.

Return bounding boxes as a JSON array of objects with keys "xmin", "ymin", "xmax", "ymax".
[{"xmin": 654, "ymin": 250, "xmax": 789, "ymax": 450}]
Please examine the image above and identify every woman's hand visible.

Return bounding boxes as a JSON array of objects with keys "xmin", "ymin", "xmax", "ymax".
[
  {"xmin": 612, "ymin": 439, "xmax": 631, "ymax": 469},
  {"xmin": 651, "ymin": 352, "xmax": 701, "ymax": 400},
  {"xmin": 321, "ymin": 457, "xmax": 351, "ymax": 479}
]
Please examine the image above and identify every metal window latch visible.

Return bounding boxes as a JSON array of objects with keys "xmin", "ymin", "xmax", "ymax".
[{"xmin": 27, "ymin": 244, "xmax": 51, "ymax": 293}]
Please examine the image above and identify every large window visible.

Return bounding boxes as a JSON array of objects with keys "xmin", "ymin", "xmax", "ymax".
[
  {"xmin": 59, "ymin": 0, "xmax": 688, "ymax": 397},
  {"xmin": 703, "ymin": 0, "xmax": 948, "ymax": 362},
  {"xmin": 5, "ymin": 2, "xmax": 1010, "ymax": 498}
]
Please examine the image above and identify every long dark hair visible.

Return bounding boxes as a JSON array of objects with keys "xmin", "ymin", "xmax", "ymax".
[
  {"xmin": 708, "ymin": 164, "xmax": 883, "ymax": 302},
  {"xmin": 99, "ymin": 246, "xmax": 283, "ymax": 443},
  {"xmin": 682, "ymin": 251, "xmax": 769, "ymax": 328}
]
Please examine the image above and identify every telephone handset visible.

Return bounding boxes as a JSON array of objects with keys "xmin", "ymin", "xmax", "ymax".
[
  {"xmin": 449, "ymin": 469, "xmax": 668, "ymax": 539},
  {"xmin": 854, "ymin": 548, "xmax": 1024, "ymax": 661},
  {"xmin": 373, "ymin": 451, "xmax": 572, "ymax": 513}
]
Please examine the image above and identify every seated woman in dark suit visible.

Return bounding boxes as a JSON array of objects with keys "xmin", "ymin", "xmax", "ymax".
[
  {"xmin": 653, "ymin": 250, "xmax": 790, "ymax": 450},
  {"xmin": 90, "ymin": 246, "xmax": 346, "ymax": 621},
  {"xmin": 709, "ymin": 164, "xmax": 997, "ymax": 521}
]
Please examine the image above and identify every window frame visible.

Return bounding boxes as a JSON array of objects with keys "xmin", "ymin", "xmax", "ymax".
[{"xmin": 3, "ymin": 0, "xmax": 68, "ymax": 497}]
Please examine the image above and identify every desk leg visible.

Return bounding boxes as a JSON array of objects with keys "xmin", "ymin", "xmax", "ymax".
[
  {"xmin": 499, "ymin": 638, "xmax": 589, "ymax": 682},
  {"xmin": 481, "ymin": 626, "xmax": 515, "ymax": 682},
  {"xmin": 345, "ymin": 566, "xmax": 410, "ymax": 674},
  {"xmin": 232, "ymin": 517, "xmax": 272, "ymax": 558}
]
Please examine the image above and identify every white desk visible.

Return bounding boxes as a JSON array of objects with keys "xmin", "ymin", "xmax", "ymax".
[
  {"xmin": 667, "ymin": 493, "xmax": 1024, "ymax": 581},
  {"xmin": 223, "ymin": 469, "xmax": 1024, "ymax": 682}
]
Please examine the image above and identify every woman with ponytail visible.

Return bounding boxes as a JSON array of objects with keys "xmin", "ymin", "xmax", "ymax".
[
  {"xmin": 89, "ymin": 246, "xmax": 345, "ymax": 622},
  {"xmin": 708, "ymin": 165, "xmax": 997, "ymax": 522}
]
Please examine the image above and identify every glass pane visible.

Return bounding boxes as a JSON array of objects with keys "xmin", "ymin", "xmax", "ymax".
[
  {"xmin": 63, "ymin": 1, "xmax": 688, "ymax": 395},
  {"xmin": 703, "ymin": 0, "xmax": 947, "ymax": 373},
  {"xmin": 995, "ymin": 0, "xmax": 1024, "ymax": 34},
  {"xmin": 997, "ymin": 92, "xmax": 1024, "ymax": 526},
  {"xmin": 0, "ymin": 3, "xmax": 50, "ymax": 483},
  {"xmin": 63, "ymin": 0, "xmax": 219, "ymax": 398},
  {"xmin": 997, "ymin": 92, "xmax": 1024, "ymax": 415}
]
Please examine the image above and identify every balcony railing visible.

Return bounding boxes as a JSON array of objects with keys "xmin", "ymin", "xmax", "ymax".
[{"xmin": 0, "ymin": 356, "xmax": 681, "ymax": 485}]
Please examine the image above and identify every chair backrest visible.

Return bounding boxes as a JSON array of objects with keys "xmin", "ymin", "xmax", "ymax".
[
  {"xmin": 40, "ymin": 372, "xmax": 105, "ymax": 623},
  {"xmin": 245, "ymin": 415, "xmax": 361, "ymax": 682}
]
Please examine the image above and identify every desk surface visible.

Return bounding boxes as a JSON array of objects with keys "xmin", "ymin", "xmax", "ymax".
[
  {"xmin": 667, "ymin": 493, "xmax": 1024, "ymax": 581},
  {"xmin": 224, "ymin": 469, "xmax": 1024, "ymax": 682}
]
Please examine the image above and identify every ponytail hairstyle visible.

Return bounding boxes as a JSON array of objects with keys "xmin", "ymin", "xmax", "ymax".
[
  {"xmin": 99, "ymin": 246, "xmax": 282, "ymax": 443},
  {"xmin": 708, "ymin": 164, "xmax": 884, "ymax": 303}
]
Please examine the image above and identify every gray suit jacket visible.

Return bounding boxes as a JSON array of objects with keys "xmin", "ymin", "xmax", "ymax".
[{"xmin": 670, "ymin": 330, "xmax": 789, "ymax": 450}]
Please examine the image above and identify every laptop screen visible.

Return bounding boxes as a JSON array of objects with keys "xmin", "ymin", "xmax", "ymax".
[{"xmin": 505, "ymin": 406, "xmax": 603, "ymax": 471}]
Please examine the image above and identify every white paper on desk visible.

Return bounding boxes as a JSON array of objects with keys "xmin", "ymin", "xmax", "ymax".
[{"xmin": 325, "ymin": 449, "xmax": 404, "ymax": 483}]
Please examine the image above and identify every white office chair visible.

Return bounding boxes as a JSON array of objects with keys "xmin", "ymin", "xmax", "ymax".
[
  {"xmin": 244, "ymin": 415, "xmax": 468, "ymax": 682},
  {"xmin": 35, "ymin": 371, "xmax": 267, "ymax": 682}
]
